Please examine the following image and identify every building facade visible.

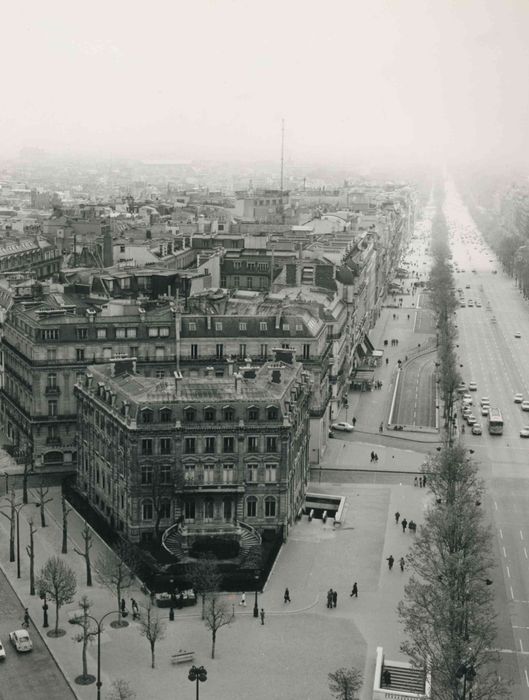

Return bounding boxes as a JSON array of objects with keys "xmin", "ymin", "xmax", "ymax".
[{"xmin": 74, "ymin": 354, "xmax": 311, "ymax": 545}]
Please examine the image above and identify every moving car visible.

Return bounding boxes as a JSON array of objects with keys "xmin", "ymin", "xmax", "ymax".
[
  {"xmin": 471, "ymin": 423, "xmax": 482, "ymax": 435},
  {"xmin": 331, "ymin": 422, "xmax": 354, "ymax": 433},
  {"xmin": 515, "ymin": 332, "xmax": 521, "ymax": 338},
  {"xmin": 462, "ymin": 394, "xmax": 473, "ymax": 405},
  {"xmin": 521, "ymin": 401, "xmax": 529, "ymax": 412},
  {"xmin": 466, "ymin": 414, "xmax": 477, "ymax": 426},
  {"xmin": 9, "ymin": 629, "xmax": 32, "ymax": 653},
  {"xmin": 468, "ymin": 381, "xmax": 477, "ymax": 391},
  {"xmin": 481, "ymin": 406, "xmax": 489, "ymax": 417},
  {"xmin": 520, "ymin": 426, "xmax": 529, "ymax": 438},
  {"xmin": 0, "ymin": 640, "xmax": 6, "ymax": 660},
  {"xmin": 480, "ymin": 397, "xmax": 490, "ymax": 406},
  {"xmin": 514, "ymin": 393, "xmax": 524, "ymax": 404}
]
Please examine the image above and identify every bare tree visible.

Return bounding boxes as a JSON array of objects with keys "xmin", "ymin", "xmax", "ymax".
[
  {"xmin": 203, "ymin": 594, "xmax": 234, "ymax": 659},
  {"xmin": 106, "ymin": 679, "xmax": 136, "ymax": 700},
  {"xmin": 186, "ymin": 555, "xmax": 222, "ymax": 620},
  {"xmin": 328, "ymin": 667, "xmax": 363, "ymax": 700},
  {"xmin": 74, "ymin": 520, "xmax": 93, "ymax": 586},
  {"xmin": 138, "ymin": 602, "xmax": 166, "ymax": 668},
  {"xmin": 0, "ymin": 490, "xmax": 17, "ymax": 562},
  {"xmin": 25, "ymin": 517, "xmax": 37, "ymax": 595},
  {"xmin": 36, "ymin": 556, "xmax": 77, "ymax": 636},
  {"xmin": 21, "ymin": 450, "xmax": 33, "ymax": 505},
  {"xmin": 96, "ymin": 544, "xmax": 136, "ymax": 626},
  {"xmin": 34, "ymin": 479, "xmax": 53, "ymax": 528},
  {"xmin": 72, "ymin": 595, "xmax": 96, "ymax": 684},
  {"xmin": 61, "ymin": 493, "xmax": 72, "ymax": 554}
]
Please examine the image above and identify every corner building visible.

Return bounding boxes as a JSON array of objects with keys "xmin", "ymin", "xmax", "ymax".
[{"xmin": 74, "ymin": 352, "xmax": 311, "ymax": 546}]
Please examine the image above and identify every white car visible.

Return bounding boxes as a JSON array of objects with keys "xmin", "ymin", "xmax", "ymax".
[
  {"xmin": 9, "ymin": 629, "xmax": 32, "ymax": 653},
  {"xmin": 520, "ymin": 426, "xmax": 529, "ymax": 438},
  {"xmin": 480, "ymin": 397, "xmax": 490, "ymax": 407},
  {"xmin": 514, "ymin": 394, "xmax": 524, "ymax": 404},
  {"xmin": 468, "ymin": 382, "xmax": 477, "ymax": 391},
  {"xmin": 466, "ymin": 414, "xmax": 477, "ymax": 426},
  {"xmin": 471, "ymin": 424, "xmax": 482, "ymax": 435},
  {"xmin": 0, "ymin": 640, "xmax": 5, "ymax": 660},
  {"xmin": 331, "ymin": 422, "xmax": 354, "ymax": 433},
  {"xmin": 521, "ymin": 401, "xmax": 529, "ymax": 412},
  {"xmin": 481, "ymin": 406, "xmax": 489, "ymax": 417}
]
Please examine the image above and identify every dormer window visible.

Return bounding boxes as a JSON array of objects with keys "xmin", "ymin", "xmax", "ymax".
[
  {"xmin": 248, "ymin": 406, "xmax": 259, "ymax": 421},
  {"xmin": 267, "ymin": 406, "xmax": 279, "ymax": 420},
  {"xmin": 185, "ymin": 407, "xmax": 196, "ymax": 422},
  {"xmin": 141, "ymin": 409, "xmax": 153, "ymax": 424},
  {"xmin": 160, "ymin": 408, "xmax": 172, "ymax": 423},
  {"xmin": 223, "ymin": 406, "xmax": 235, "ymax": 421},
  {"xmin": 204, "ymin": 406, "xmax": 215, "ymax": 422}
]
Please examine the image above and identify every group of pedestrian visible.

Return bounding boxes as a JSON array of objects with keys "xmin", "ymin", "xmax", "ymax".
[
  {"xmin": 413, "ymin": 475, "xmax": 427, "ymax": 488},
  {"xmin": 370, "ymin": 451, "xmax": 379, "ymax": 463},
  {"xmin": 386, "ymin": 555, "xmax": 406, "ymax": 572},
  {"xmin": 394, "ymin": 511, "xmax": 416, "ymax": 533},
  {"xmin": 326, "ymin": 589, "xmax": 338, "ymax": 608},
  {"xmin": 373, "ymin": 380, "xmax": 383, "ymax": 389},
  {"xmin": 390, "ymin": 338, "xmax": 399, "ymax": 346},
  {"xmin": 392, "ymin": 313, "xmax": 399, "ymax": 320}
]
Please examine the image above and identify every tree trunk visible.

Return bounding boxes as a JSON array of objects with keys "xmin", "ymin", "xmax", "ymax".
[
  {"xmin": 22, "ymin": 469, "xmax": 28, "ymax": 505},
  {"xmin": 9, "ymin": 518, "xmax": 15, "ymax": 562},
  {"xmin": 201, "ymin": 593, "xmax": 206, "ymax": 620},
  {"xmin": 211, "ymin": 630, "xmax": 216, "ymax": 659},
  {"xmin": 86, "ymin": 553, "xmax": 92, "ymax": 587},
  {"xmin": 150, "ymin": 642, "xmax": 155, "ymax": 669},
  {"xmin": 40, "ymin": 506, "xmax": 46, "ymax": 528},
  {"xmin": 54, "ymin": 602, "xmax": 59, "ymax": 634},
  {"xmin": 62, "ymin": 521, "xmax": 68, "ymax": 554},
  {"xmin": 82, "ymin": 636, "xmax": 88, "ymax": 677},
  {"xmin": 29, "ymin": 550, "xmax": 34, "ymax": 596}
]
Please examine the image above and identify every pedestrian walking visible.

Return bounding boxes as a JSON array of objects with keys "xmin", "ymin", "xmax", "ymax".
[
  {"xmin": 131, "ymin": 598, "xmax": 139, "ymax": 620},
  {"xmin": 284, "ymin": 588, "xmax": 291, "ymax": 604},
  {"xmin": 423, "ymin": 475, "xmax": 427, "ymax": 487},
  {"xmin": 327, "ymin": 589, "xmax": 333, "ymax": 609},
  {"xmin": 395, "ymin": 511, "xmax": 400, "ymax": 524},
  {"xmin": 383, "ymin": 669, "xmax": 392, "ymax": 686},
  {"xmin": 239, "ymin": 592, "xmax": 246, "ymax": 606},
  {"xmin": 370, "ymin": 451, "xmax": 375, "ymax": 462},
  {"xmin": 401, "ymin": 518, "xmax": 408, "ymax": 533},
  {"xmin": 414, "ymin": 476, "xmax": 418, "ymax": 487},
  {"xmin": 350, "ymin": 582, "xmax": 358, "ymax": 598},
  {"xmin": 23, "ymin": 608, "xmax": 30, "ymax": 628},
  {"xmin": 418, "ymin": 476, "xmax": 423, "ymax": 487},
  {"xmin": 387, "ymin": 555, "xmax": 395, "ymax": 571},
  {"xmin": 374, "ymin": 453, "xmax": 378, "ymax": 462},
  {"xmin": 352, "ymin": 417, "xmax": 357, "ymax": 427},
  {"xmin": 260, "ymin": 608, "xmax": 265, "ymax": 625},
  {"xmin": 400, "ymin": 557, "xmax": 405, "ymax": 572},
  {"xmin": 409, "ymin": 520, "xmax": 416, "ymax": 533},
  {"xmin": 332, "ymin": 590, "xmax": 337, "ymax": 608},
  {"xmin": 379, "ymin": 422, "xmax": 383, "ymax": 433},
  {"xmin": 386, "ymin": 358, "xmax": 389, "ymax": 365}
]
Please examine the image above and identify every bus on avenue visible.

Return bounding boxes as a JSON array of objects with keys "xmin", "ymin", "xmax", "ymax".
[{"xmin": 488, "ymin": 408, "xmax": 503, "ymax": 435}]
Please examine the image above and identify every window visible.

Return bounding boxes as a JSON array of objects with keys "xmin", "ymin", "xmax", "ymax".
[
  {"xmin": 141, "ymin": 439, "xmax": 153, "ymax": 456},
  {"xmin": 185, "ymin": 437, "xmax": 196, "ymax": 454},
  {"xmin": 248, "ymin": 406, "xmax": 259, "ymax": 421},
  {"xmin": 148, "ymin": 327, "xmax": 159, "ymax": 337},
  {"xmin": 224, "ymin": 407, "xmax": 235, "ymax": 421},
  {"xmin": 260, "ymin": 344, "xmax": 268, "ymax": 358},
  {"xmin": 246, "ymin": 277, "xmax": 253, "ymax": 288},
  {"xmin": 216, "ymin": 344, "xmax": 224, "ymax": 359},
  {"xmin": 296, "ymin": 324, "xmax": 303, "ymax": 332},
  {"xmin": 141, "ymin": 465, "xmax": 153, "ymax": 485},
  {"xmin": 184, "ymin": 500, "xmax": 195, "ymax": 521},
  {"xmin": 160, "ymin": 408, "xmax": 172, "ymax": 423},
  {"xmin": 48, "ymin": 400, "xmax": 57, "ymax": 417},
  {"xmin": 188, "ymin": 322, "xmax": 197, "ymax": 331},
  {"xmin": 266, "ymin": 436, "xmax": 278, "ymax": 452},
  {"xmin": 160, "ymin": 438, "xmax": 172, "ymax": 455},
  {"xmin": 283, "ymin": 323, "xmax": 290, "ymax": 331},
  {"xmin": 234, "ymin": 276, "xmax": 240, "ymax": 286},
  {"xmin": 239, "ymin": 322, "xmax": 247, "ymax": 332},
  {"xmin": 204, "ymin": 407, "xmax": 215, "ymax": 422},
  {"xmin": 185, "ymin": 408, "xmax": 196, "ymax": 422},
  {"xmin": 246, "ymin": 497, "xmax": 257, "ymax": 518},
  {"xmin": 258, "ymin": 263, "xmax": 269, "ymax": 272},
  {"xmin": 260, "ymin": 322, "xmax": 267, "ymax": 332},
  {"xmin": 155, "ymin": 369, "xmax": 165, "ymax": 379},
  {"xmin": 204, "ymin": 497, "xmax": 214, "ymax": 520},
  {"xmin": 142, "ymin": 409, "xmax": 153, "ymax": 424},
  {"xmin": 265, "ymin": 464, "xmax": 277, "ymax": 482},
  {"xmin": 159, "ymin": 465, "xmax": 172, "ymax": 484},
  {"xmin": 159, "ymin": 327, "xmax": 170, "ymax": 337},
  {"xmin": 76, "ymin": 328, "xmax": 88, "ymax": 340},
  {"xmin": 76, "ymin": 348, "xmax": 85, "ymax": 361},
  {"xmin": 215, "ymin": 322, "xmax": 223, "ymax": 331},
  {"xmin": 265, "ymin": 496, "xmax": 276, "ymax": 517},
  {"xmin": 47, "ymin": 372, "xmax": 57, "ymax": 388},
  {"xmin": 142, "ymin": 501, "xmax": 153, "ymax": 520},
  {"xmin": 267, "ymin": 406, "xmax": 278, "ymax": 420},
  {"xmin": 43, "ymin": 329, "xmax": 59, "ymax": 340},
  {"xmin": 129, "ymin": 346, "xmax": 138, "ymax": 358},
  {"xmin": 203, "ymin": 465, "xmax": 215, "ymax": 484},
  {"xmin": 233, "ymin": 261, "xmax": 241, "ymax": 269},
  {"xmin": 223, "ymin": 436, "xmax": 234, "ymax": 453},
  {"xmin": 204, "ymin": 437, "xmax": 216, "ymax": 454},
  {"xmin": 103, "ymin": 347, "xmax": 112, "ymax": 359},
  {"xmin": 159, "ymin": 499, "xmax": 171, "ymax": 519},
  {"xmin": 303, "ymin": 344, "xmax": 310, "ymax": 360},
  {"xmin": 155, "ymin": 346, "xmax": 165, "ymax": 360},
  {"xmin": 247, "ymin": 464, "xmax": 258, "ymax": 482},
  {"xmin": 223, "ymin": 464, "xmax": 234, "ymax": 483},
  {"xmin": 184, "ymin": 465, "xmax": 195, "ymax": 482},
  {"xmin": 239, "ymin": 343, "xmax": 247, "ymax": 358},
  {"xmin": 97, "ymin": 328, "xmax": 107, "ymax": 339},
  {"xmin": 47, "ymin": 349, "xmax": 57, "ymax": 361},
  {"xmin": 247, "ymin": 262, "xmax": 256, "ymax": 271},
  {"xmin": 247, "ymin": 436, "xmax": 258, "ymax": 453},
  {"xmin": 116, "ymin": 328, "xmax": 126, "ymax": 338}
]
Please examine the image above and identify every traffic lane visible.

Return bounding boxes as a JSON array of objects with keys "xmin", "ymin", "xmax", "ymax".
[
  {"xmin": 0, "ymin": 568, "xmax": 76, "ymax": 700},
  {"xmin": 392, "ymin": 355, "xmax": 436, "ymax": 428}
]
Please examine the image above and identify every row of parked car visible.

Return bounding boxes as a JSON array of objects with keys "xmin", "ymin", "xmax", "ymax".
[{"xmin": 459, "ymin": 383, "xmax": 488, "ymax": 435}]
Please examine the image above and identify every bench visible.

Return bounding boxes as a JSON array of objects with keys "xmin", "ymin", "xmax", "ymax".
[{"xmin": 171, "ymin": 650, "xmax": 195, "ymax": 664}]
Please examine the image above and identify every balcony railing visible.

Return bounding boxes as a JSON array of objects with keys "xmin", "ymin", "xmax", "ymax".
[{"xmin": 44, "ymin": 385, "xmax": 61, "ymax": 396}]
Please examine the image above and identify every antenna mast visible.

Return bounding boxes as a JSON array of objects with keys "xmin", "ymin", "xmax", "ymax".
[{"xmin": 280, "ymin": 118, "xmax": 285, "ymax": 193}]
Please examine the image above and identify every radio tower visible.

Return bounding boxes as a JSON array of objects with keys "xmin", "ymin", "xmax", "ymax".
[{"xmin": 280, "ymin": 119, "xmax": 285, "ymax": 223}]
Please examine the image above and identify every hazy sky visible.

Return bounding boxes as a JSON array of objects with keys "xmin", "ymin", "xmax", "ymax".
[{"xmin": 2, "ymin": 0, "xmax": 529, "ymax": 166}]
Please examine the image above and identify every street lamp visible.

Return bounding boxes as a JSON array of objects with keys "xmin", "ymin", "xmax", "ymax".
[
  {"xmin": 253, "ymin": 571, "xmax": 260, "ymax": 618},
  {"xmin": 40, "ymin": 592, "xmax": 49, "ymax": 627},
  {"xmin": 84, "ymin": 610, "xmax": 121, "ymax": 700},
  {"xmin": 188, "ymin": 665, "xmax": 207, "ymax": 700}
]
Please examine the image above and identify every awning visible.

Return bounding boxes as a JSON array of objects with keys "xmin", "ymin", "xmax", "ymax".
[
  {"xmin": 352, "ymin": 369, "xmax": 375, "ymax": 381},
  {"xmin": 364, "ymin": 335, "xmax": 375, "ymax": 353},
  {"xmin": 372, "ymin": 349, "xmax": 384, "ymax": 358},
  {"xmin": 356, "ymin": 343, "xmax": 366, "ymax": 358}
]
